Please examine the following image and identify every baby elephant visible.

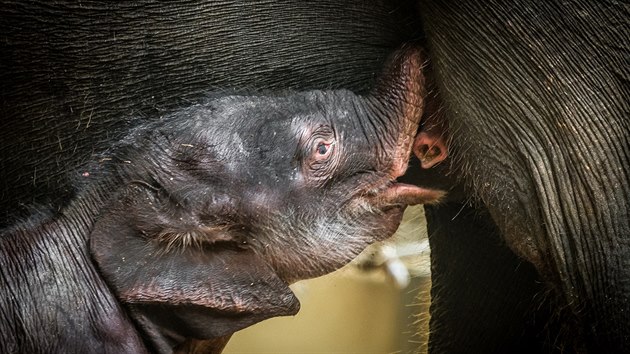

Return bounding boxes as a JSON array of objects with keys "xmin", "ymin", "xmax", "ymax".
[{"xmin": 0, "ymin": 46, "xmax": 442, "ymax": 354}]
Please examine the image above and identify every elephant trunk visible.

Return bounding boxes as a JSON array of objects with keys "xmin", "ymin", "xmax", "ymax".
[{"xmin": 368, "ymin": 44, "xmax": 428, "ymax": 183}]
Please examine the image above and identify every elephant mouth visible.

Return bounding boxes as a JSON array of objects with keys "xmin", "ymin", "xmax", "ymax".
[
  {"xmin": 366, "ymin": 153, "xmax": 446, "ymax": 209},
  {"xmin": 366, "ymin": 181, "xmax": 445, "ymax": 209},
  {"xmin": 373, "ymin": 182, "xmax": 445, "ymax": 207}
]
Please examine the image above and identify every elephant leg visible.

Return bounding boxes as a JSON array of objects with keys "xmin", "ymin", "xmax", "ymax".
[{"xmin": 425, "ymin": 202, "xmax": 565, "ymax": 353}]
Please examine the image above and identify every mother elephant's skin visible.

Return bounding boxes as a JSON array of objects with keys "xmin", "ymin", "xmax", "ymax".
[
  {"xmin": 417, "ymin": 0, "xmax": 629, "ymax": 352},
  {"xmin": 0, "ymin": 47, "xmax": 440, "ymax": 353},
  {"xmin": 0, "ymin": 0, "xmax": 421, "ymax": 225}
]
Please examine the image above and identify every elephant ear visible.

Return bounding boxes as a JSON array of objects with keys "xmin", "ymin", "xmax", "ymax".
[{"xmin": 89, "ymin": 187, "xmax": 300, "ymax": 343}]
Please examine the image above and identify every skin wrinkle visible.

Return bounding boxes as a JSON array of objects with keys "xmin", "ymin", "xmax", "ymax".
[
  {"xmin": 1, "ymin": 207, "xmax": 146, "ymax": 353},
  {"xmin": 365, "ymin": 93, "xmax": 418, "ymax": 179},
  {"xmin": 62, "ymin": 217, "xmax": 113, "ymax": 311},
  {"xmin": 540, "ymin": 30, "xmax": 628, "ymax": 312},
  {"xmin": 350, "ymin": 97, "xmax": 378, "ymax": 158},
  {"xmin": 505, "ymin": 71, "xmax": 619, "ymax": 302},
  {"xmin": 439, "ymin": 32, "xmax": 547, "ymax": 261},
  {"xmin": 556, "ymin": 121, "xmax": 619, "ymax": 301},
  {"xmin": 362, "ymin": 97, "xmax": 393, "ymax": 165}
]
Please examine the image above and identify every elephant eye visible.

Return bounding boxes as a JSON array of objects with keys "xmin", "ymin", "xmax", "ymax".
[
  {"xmin": 316, "ymin": 142, "xmax": 328, "ymax": 155},
  {"xmin": 298, "ymin": 124, "xmax": 338, "ymax": 183},
  {"xmin": 314, "ymin": 140, "xmax": 334, "ymax": 160}
]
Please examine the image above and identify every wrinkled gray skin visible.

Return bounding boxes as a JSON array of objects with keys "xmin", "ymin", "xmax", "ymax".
[
  {"xmin": 0, "ymin": 47, "xmax": 439, "ymax": 353},
  {"xmin": 414, "ymin": 0, "xmax": 630, "ymax": 352}
]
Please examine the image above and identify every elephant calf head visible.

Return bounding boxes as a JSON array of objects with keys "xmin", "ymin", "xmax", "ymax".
[
  {"xmin": 0, "ymin": 46, "xmax": 444, "ymax": 354},
  {"xmin": 87, "ymin": 45, "xmax": 443, "ymax": 350}
]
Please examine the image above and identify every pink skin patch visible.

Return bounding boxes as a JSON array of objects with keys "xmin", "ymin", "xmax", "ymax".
[
  {"xmin": 413, "ymin": 131, "xmax": 448, "ymax": 169},
  {"xmin": 380, "ymin": 183, "xmax": 445, "ymax": 206}
]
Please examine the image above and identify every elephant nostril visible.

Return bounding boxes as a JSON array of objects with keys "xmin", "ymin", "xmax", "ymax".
[
  {"xmin": 417, "ymin": 144, "xmax": 429, "ymax": 156},
  {"xmin": 413, "ymin": 132, "xmax": 448, "ymax": 169},
  {"xmin": 427, "ymin": 146, "xmax": 442, "ymax": 160},
  {"xmin": 417, "ymin": 143, "xmax": 440, "ymax": 161}
]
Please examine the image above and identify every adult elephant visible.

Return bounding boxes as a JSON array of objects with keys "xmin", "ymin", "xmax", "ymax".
[{"xmin": 412, "ymin": 0, "xmax": 629, "ymax": 352}]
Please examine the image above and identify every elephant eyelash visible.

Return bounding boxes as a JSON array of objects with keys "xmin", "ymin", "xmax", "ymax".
[{"xmin": 153, "ymin": 224, "xmax": 236, "ymax": 254}]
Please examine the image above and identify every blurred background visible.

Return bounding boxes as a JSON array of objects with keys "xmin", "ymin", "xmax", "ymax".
[{"xmin": 223, "ymin": 205, "xmax": 431, "ymax": 354}]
